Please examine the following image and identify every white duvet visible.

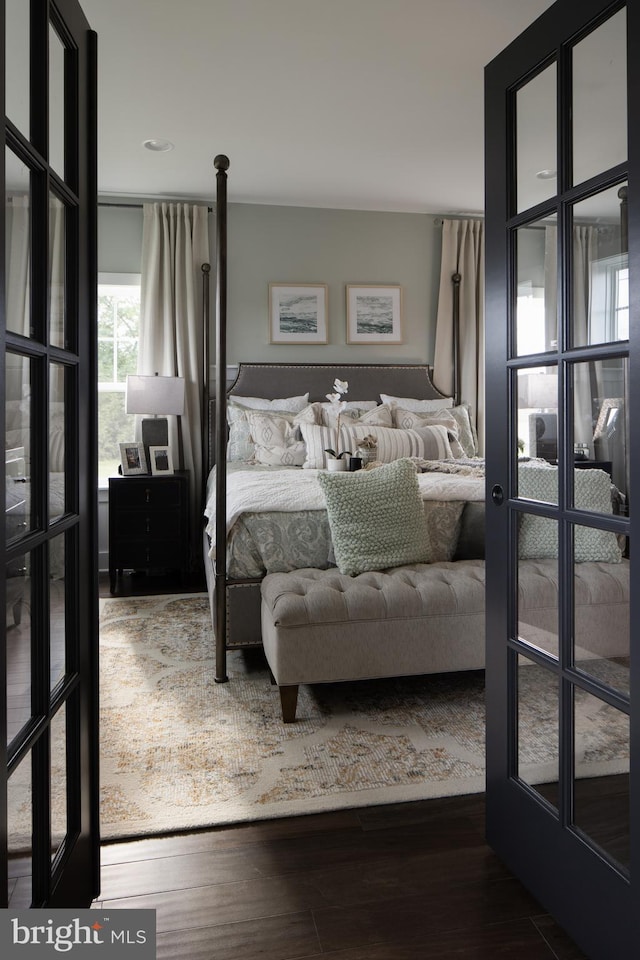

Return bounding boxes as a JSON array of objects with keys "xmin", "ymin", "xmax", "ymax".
[{"xmin": 204, "ymin": 465, "xmax": 484, "ymax": 553}]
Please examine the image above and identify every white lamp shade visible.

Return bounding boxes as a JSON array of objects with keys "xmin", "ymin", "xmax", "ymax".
[
  {"xmin": 518, "ymin": 372, "xmax": 558, "ymax": 409},
  {"xmin": 125, "ymin": 375, "xmax": 185, "ymax": 416}
]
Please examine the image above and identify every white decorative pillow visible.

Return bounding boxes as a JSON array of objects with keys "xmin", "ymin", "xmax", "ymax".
[
  {"xmin": 226, "ymin": 393, "xmax": 309, "ymax": 462},
  {"xmin": 319, "ymin": 400, "xmax": 378, "ymax": 426},
  {"xmin": 245, "ymin": 410, "xmax": 306, "ymax": 467},
  {"xmin": 300, "ymin": 422, "xmax": 454, "ymax": 470},
  {"xmin": 380, "ymin": 393, "xmax": 453, "ymax": 411},
  {"xmin": 393, "ymin": 407, "xmax": 465, "ymax": 458},
  {"xmin": 322, "ymin": 404, "xmax": 392, "ymax": 429},
  {"xmin": 449, "ymin": 403, "xmax": 478, "ymax": 457},
  {"xmin": 518, "ymin": 464, "xmax": 622, "ymax": 563}
]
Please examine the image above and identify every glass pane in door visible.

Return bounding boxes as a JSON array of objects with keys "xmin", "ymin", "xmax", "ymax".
[
  {"xmin": 516, "ymin": 366, "xmax": 558, "ymax": 460},
  {"xmin": 571, "ymin": 357, "xmax": 628, "ymax": 501},
  {"xmin": 572, "ymin": 184, "xmax": 628, "ymax": 347},
  {"xmin": 5, "ymin": 150, "xmax": 31, "ymax": 337},
  {"xmin": 573, "ymin": 521, "xmax": 629, "ymax": 698},
  {"xmin": 6, "ymin": 555, "xmax": 30, "ymax": 744},
  {"xmin": 7, "ymin": 752, "xmax": 33, "ymax": 894},
  {"xmin": 50, "ymin": 364, "xmax": 67, "ymax": 510},
  {"xmin": 573, "ymin": 8, "xmax": 627, "ymax": 186},
  {"xmin": 49, "ymin": 535, "xmax": 66, "ymax": 691},
  {"xmin": 5, "ymin": 0, "xmax": 30, "ymax": 138},
  {"xmin": 5, "ymin": 353, "xmax": 32, "ymax": 532},
  {"xmin": 517, "ymin": 653, "xmax": 559, "ymax": 809},
  {"xmin": 49, "ymin": 24, "xmax": 66, "ymax": 179},
  {"xmin": 515, "ymin": 217, "xmax": 557, "ymax": 355},
  {"xmin": 49, "ymin": 195, "xmax": 66, "ymax": 348},
  {"xmin": 51, "ymin": 704, "xmax": 68, "ymax": 860},
  {"xmin": 573, "ymin": 688, "xmax": 629, "ymax": 872},
  {"xmin": 516, "ymin": 62, "xmax": 557, "ymax": 213},
  {"xmin": 517, "ymin": 517, "xmax": 558, "ymax": 659}
]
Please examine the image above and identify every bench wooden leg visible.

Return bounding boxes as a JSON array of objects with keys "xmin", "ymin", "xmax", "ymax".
[{"xmin": 279, "ymin": 684, "xmax": 299, "ymax": 723}]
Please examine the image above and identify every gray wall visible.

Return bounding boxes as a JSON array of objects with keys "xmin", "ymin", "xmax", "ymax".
[
  {"xmin": 98, "ymin": 204, "xmax": 144, "ymax": 274},
  {"xmin": 225, "ymin": 203, "xmax": 442, "ymax": 365},
  {"xmin": 98, "ymin": 201, "xmax": 444, "ymax": 366}
]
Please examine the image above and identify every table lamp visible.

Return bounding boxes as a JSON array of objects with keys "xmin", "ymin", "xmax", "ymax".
[{"xmin": 125, "ymin": 374, "xmax": 185, "ymax": 465}]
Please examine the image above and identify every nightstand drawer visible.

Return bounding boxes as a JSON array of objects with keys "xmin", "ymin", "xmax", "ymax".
[
  {"xmin": 111, "ymin": 479, "xmax": 181, "ymax": 509},
  {"xmin": 120, "ymin": 512, "xmax": 182, "ymax": 539},
  {"xmin": 111, "ymin": 539, "xmax": 183, "ymax": 570}
]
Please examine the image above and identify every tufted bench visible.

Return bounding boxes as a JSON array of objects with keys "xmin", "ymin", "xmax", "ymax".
[{"xmin": 260, "ymin": 559, "xmax": 630, "ymax": 721}]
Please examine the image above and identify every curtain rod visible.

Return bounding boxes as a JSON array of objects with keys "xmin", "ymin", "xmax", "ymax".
[{"xmin": 98, "ymin": 200, "xmax": 213, "ymax": 212}]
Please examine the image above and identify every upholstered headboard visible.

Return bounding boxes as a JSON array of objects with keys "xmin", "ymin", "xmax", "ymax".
[{"xmin": 207, "ymin": 362, "xmax": 449, "ymax": 470}]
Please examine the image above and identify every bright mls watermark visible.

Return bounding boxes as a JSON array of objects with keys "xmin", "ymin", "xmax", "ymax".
[{"xmin": 0, "ymin": 910, "xmax": 156, "ymax": 956}]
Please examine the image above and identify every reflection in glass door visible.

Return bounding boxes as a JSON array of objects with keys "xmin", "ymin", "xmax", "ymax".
[{"xmin": 485, "ymin": 1, "xmax": 636, "ymax": 955}]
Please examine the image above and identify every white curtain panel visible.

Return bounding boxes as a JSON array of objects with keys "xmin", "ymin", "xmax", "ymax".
[
  {"xmin": 545, "ymin": 224, "xmax": 600, "ymax": 447},
  {"xmin": 433, "ymin": 219, "xmax": 485, "ymax": 454},
  {"xmin": 6, "ymin": 195, "xmax": 30, "ymax": 338},
  {"xmin": 139, "ymin": 202, "xmax": 210, "ymax": 563}
]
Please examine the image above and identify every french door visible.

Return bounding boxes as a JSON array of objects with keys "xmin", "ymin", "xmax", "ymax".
[
  {"xmin": 1, "ymin": 0, "xmax": 99, "ymax": 904},
  {"xmin": 485, "ymin": 0, "xmax": 637, "ymax": 954}
]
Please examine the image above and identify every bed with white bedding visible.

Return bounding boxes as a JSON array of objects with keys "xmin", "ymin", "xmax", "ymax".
[{"xmin": 202, "ymin": 361, "xmax": 484, "ymax": 679}]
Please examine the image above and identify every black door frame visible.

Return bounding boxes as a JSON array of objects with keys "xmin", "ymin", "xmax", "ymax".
[
  {"xmin": 1, "ymin": 0, "xmax": 99, "ymax": 906},
  {"xmin": 485, "ymin": 0, "xmax": 639, "ymax": 954}
]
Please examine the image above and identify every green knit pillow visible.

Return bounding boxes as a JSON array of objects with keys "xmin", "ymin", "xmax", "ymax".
[
  {"xmin": 317, "ymin": 458, "xmax": 432, "ymax": 576},
  {"xmin": 518, "ymin": 464, "xmax": 622, "ymax": 563}
]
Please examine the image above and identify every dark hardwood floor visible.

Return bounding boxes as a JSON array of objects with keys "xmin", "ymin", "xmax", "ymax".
[
  {"xmin": 94, "ymin": 794, "xmax": 587, "ymax": 960},
  {"xmin": 95, "ymin": 573, "xmax": 587, "ymax": 958}
]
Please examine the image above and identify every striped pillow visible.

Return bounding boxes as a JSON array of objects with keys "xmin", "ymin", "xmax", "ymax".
[
  {"xmin": 299, "ymin": 422, "xmax": 454, "ymax": 469},
  {"xmin": 392, "ymin": 408, "xmax": 465, "ymax": 459}
]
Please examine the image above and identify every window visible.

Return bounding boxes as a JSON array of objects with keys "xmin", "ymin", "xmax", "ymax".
[
  {"xmin": 97, "ymin": 273, "xmax": 140, "ymax": 484},
  {"xmin": 588, "ymin": 253, "xmax": 629, "ymax": 343}
]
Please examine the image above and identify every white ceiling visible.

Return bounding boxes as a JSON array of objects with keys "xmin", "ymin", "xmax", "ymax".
[{"xmin": 82, "ymin": 0, "xmax": 555, "ymax": 213}]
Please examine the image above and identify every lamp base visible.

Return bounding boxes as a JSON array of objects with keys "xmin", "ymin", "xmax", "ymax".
[{"xmin": 141, "ymin": 417, "xmax": 168, "ymax": 470}]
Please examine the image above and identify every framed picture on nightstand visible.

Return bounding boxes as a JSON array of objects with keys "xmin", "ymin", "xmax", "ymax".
[
  {"xmin": 119, "ymin": 441, "xmax": 148, "ymax": 476},
  {"xmin": 149, "ymin": 445, "xmax": 174, "ymax": 475}
]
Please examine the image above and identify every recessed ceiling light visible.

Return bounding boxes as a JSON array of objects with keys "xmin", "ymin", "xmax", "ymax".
[
  {"xmin": 536, "ymin": 168, "xmax": 556, "ymax": 180},
  {"xmin": 143, "ymin": 139, "xmax": 174, "ymax": 153}
]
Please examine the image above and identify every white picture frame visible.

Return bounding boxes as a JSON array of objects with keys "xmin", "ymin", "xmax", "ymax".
[
  {"xmin": 149, "ymin": 445, "xmax": 174, "ymax": 476},
  {"xmin": 119, "ymin": 441, "xmax": 148, "ymax": 476},
  {"xmin": 346, "ymin": 284, "xmax": 403, "ymax": 344},
  {"xmin": 269, "ymin": 283, "xmax": 328, "ymax": 343}
]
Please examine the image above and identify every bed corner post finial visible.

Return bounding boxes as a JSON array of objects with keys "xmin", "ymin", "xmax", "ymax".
[{"xmin": 214, "ymin": 154, "xmax": 230, "ymax": 171}]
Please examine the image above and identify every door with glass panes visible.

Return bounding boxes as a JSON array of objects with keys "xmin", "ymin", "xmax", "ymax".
[
  {"xmin": 485, "ymin": 0, "xmax": 636, "ymax": 955},
  {"xmin": 2, "ymin": 0, "xmax": 99, "ymax": 905}
]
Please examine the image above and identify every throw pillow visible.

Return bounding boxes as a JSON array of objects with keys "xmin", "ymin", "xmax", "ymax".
[
  {"xmin": 317, "ymin": 457, "xmax": 432, "ymax": 575},
  {"xmin": 393, "ymin": 407, "xmax": 465, "ymax": 458},
  {"xmin": 518, "ymin": 464, "xmax": 622, "ymax": 563},
  {"xmin": 392, "ymin": 403, "xmax": 477, "ymax": 457},
  {"xmin": 226, "ymin": 393, "xmax": 309, "ymax": 462},
  {"xmin": 245, "ymin": 410, "xmax": 306, "ymax": 467},
  {"xmin": 380, "ymin": 392, "xmax": 453, "ymax": 411},
  {"xmin": 299, "ymin": 422, "xmax": 454, "ymax": 469},
  {"xmin": 320, "ymin": 402, "xmax": 391, "ymax": 428}
]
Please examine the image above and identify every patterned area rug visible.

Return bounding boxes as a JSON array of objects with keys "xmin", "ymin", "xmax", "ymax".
[{"xmin": 99, "ymin": 593, "xmax": 629, "ymax": 841}]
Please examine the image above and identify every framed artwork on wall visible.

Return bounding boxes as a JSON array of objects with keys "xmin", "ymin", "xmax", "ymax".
[
  {"xmin": 269, "ymin": 283, "xmax": 328, "ymax": 343},
  {"xmin": 346, "ymin": 284, "xmax": 403, "ymax": 344}
]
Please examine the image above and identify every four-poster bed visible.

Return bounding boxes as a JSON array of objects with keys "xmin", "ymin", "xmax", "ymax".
[{"xmin": 202, "ymin": 156, "xmax": 628, "ymax": 694}]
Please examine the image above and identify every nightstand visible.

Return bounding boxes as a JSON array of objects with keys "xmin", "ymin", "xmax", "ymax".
[{"xmin": 108, "ymin": 471, "xmax": 189, "ymax": 594}]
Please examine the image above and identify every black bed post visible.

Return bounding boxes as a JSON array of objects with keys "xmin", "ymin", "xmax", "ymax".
[
  {"xmin": 201, "ymin": 261, "xmax": 211, "ymax": 498},
  {"xmin": 451, "ymin": 272, "xmax": 461, "ymax": 406},
  {"xmin": 214, "ymin": 154, "xmax": 230, "ymax": 683}
]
